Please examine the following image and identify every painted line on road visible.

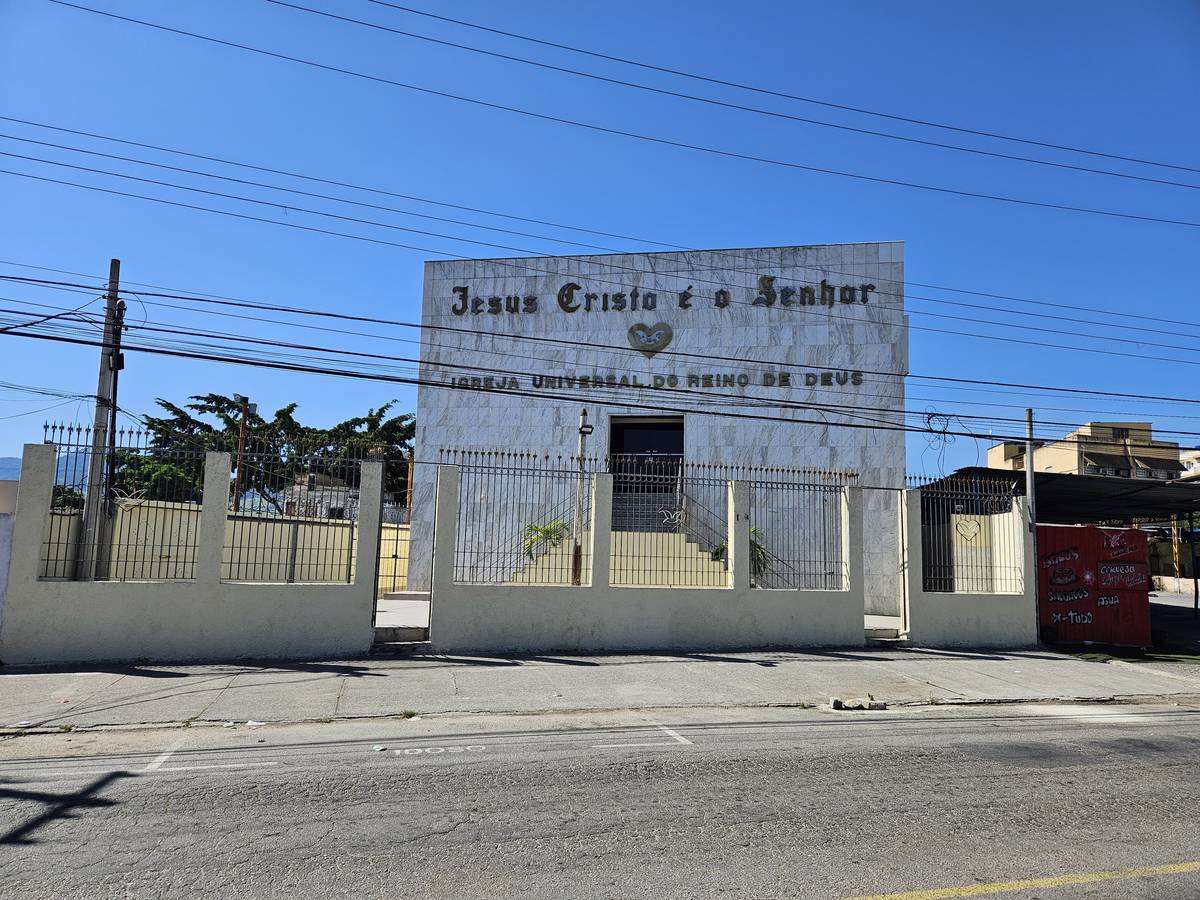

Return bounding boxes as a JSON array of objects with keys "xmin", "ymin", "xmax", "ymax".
[
  {"xmin": 842, "ymin": 859, "xmax": 1200, "ymax": 899},
  {"xmin": 1024, "ymin": 704, "xmax": 1153, "ymax": 724},
  {"xmin": 657, "ymin": 724, "xmax": 693, "ymax": 745},
  {"xmin": 142, "ymin": 735, "xmax": 187, "ymax": 772},
  {"xmin": 151, "ymin": 762, "xmax": 279, "ymax": 772}
]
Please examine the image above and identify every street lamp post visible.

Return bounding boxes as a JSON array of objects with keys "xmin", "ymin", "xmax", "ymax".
[{"xmin": 571, "ymin": 408, "xmax": 593, "ymax": 585}]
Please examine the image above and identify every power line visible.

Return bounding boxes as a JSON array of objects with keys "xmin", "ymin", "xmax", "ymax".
[
  {"xmin": 4, "ymin": 294, "xmax": 1200, "ymax": 444},
  {"xmin": 6, "ymin": 131, "xmax": 1200, "ymax": 350},
  {"xmin": 7, "ymin": 268, "xmax": 1200, "ymax": 411},
  {"xmin": 17, "ymin": 281, "xmax": 1197, "ymax": 425},
  {"xmin": 2, "ymin": 317, "xmax": 1195, "ymax": 453},
  {"xmin": 364, "ymin": 0, "xmax": 1200, "ymax": 177},
  {"xmin": 7, "ymin": 167, "xmax": 1200, "ymax": 371},
  {"xmin": 267, "ymin": 0, "xmax": 1200, "ymax": 193},
  {"xmin": 7, "ymin": 115, "xmax": 1198, "ymax": 335},
  {"xmin": 45, "ymin": 0, "xmax": 1200, "ymax": 229}
]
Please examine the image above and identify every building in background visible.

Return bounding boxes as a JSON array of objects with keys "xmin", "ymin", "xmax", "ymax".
[{"xmin": 987, "ymin": 422, "xmax": 1184, "ymax": 480}]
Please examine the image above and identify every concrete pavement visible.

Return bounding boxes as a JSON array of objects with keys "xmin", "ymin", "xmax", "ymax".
[
  {"xmin": 4, "ymin": 703, "xmax": 1200, "ymax": 898},
  {"xmin": 3, "ymin": 646, "xmax": 1199, "ymax": 732}
]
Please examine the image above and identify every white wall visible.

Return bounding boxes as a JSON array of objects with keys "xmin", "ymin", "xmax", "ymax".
[
  {"xmin": 0, "ymin": 513, "xmax": 13, "ymax": 636},
  {"xmin": 902, "ymin": 491, "xmax": 1038, "ymax": 648},
  {"xmin": 0, "ymin": 481, "xmax": 17, "ymax": 515},
  {"xmin": 429, "ymin": 468, "xmax": 866, "ymax": 653},
  {"xmin": 0, "ymin": 446, "xmax": 382, "ymax": 666},
  {"xmin": 409, "ymin": 243, "xmax": 908, "ymax": 615}
]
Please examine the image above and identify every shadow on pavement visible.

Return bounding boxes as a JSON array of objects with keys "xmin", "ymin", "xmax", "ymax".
[{"xmin": 0, "ymin": 772, "xmax": 129, "ymax": 846}]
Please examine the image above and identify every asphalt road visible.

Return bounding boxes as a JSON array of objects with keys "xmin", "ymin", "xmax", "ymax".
[{"xmin": 2, "ymin": 703, "xmax": 1200, "ymax": 899}]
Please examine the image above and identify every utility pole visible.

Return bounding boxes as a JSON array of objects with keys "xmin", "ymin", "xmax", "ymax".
[
  {"xmin": 1025, "ymin": 408, "xmax": 1037, "ymax": 533},
  {"xmin": 232, "ymin": 394, "xmax": 254, "ymax": 513},
  {"xmin": 77, "ymin": 258, "xmax": 122, "ymax": 580},
  {"xmin": 571, "ymin": 408, "xmax": 593, "ymax": 585},
  {"xmin": 1189, "ymin": 512, "xmax": 1198, "ymax": 619}
]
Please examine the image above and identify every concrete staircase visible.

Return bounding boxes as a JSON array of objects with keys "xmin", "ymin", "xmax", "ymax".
[{"xmin": 508, "ymin": 531, "xmax": 729, "ymax": 587}]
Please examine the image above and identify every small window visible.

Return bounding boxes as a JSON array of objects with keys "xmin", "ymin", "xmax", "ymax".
[
  {"xmin": 1102, "ymin": 467, "xmax": 1116, "ymax": 476},
  {"xmin": 1084, "ymin": 465, "xmax": 1100, "ymax": 475},
  {"xmin": 1134, "ymin": 468, "xmax": 1151, "ymax": 479},
  {"xmin": 1113, "ymin": 427, "xmax": 1130, "ymax": 440},
  {"xmin": 1118, "ymin": 468, "xmax": 1130, "ymax": 477},
  {"xmin": 1154, "ymin": 470, "xmax": 1172, "ymax": 480}
]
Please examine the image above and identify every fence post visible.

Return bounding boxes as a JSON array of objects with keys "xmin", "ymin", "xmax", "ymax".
[
  {"xmin": 900, "ymin": 489, "xmax": 923, "ymax": 622},
  {"xmin": 728, "ymin": 480, "xmax": 750, "ymax": 590},
  {"xmin": 1015, "ymin": 495, "xmax": 1035, "ymax": 598},
  {"xmin": 843, "ymin": 487, "xmax": 864, "ymax": 594},
  {"xmin": 7, "ymin": 444, "xmax": 57, "ymax": 589},
  {"xmin": 590, "ymin": 474, "xmax": 612, "ymax": 589},
  {"xmin": 353, "ymin": 460, "xmax": 384, "ymax": 589},
  {"xmin": 431, "ymin": 465, "xmax": 459, "ymax": 594},
  {"xmin": 196, "ymin": 452, "xmax": 230, "ymax": 586}
]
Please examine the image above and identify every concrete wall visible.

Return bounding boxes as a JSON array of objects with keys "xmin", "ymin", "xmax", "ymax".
[
  {"xmin": 0, "ymin": 513, "xmax": 12, "ymax": 633},
  {"xmin": 0, "ymin": 445, "xmax": 382, "ymax": 666},
  {"xmin": 429, "ymin": 467, "xmax": 865, "ymax": 653},
  {"xmin": 902, "ymin": 491, "xmax": 1038, "ymax": 648},
  {"xmin": 409, "ymin": 243, "xmax": 907, "ymax": 615},
  {"xmin": 0, "ymin": 480, "xmax": 17, "ymax": 515}
]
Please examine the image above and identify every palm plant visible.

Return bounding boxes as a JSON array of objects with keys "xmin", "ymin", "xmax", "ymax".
[{"xmin": 522, "ymin": 520, "xmax": 569, "ymax": 559}]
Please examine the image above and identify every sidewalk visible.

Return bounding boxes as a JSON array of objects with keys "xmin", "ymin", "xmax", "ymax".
[{"xmin": 3, "ymin": 647, "xmax": 1199, "ymax": 732}]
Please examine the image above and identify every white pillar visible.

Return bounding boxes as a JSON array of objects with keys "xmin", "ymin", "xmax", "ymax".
[
  {"xmin": 197, "ymin": 452, "xmax": 230, "ymax": 586},
  {"xmin": 7, "ymin": 444, "xmax": 56, "ymax": 588},
  {"xmin": 843, "ymin": 486, "xmax": 864, "ymax": 595},
  {"xmin": 728, "ymin": 480, "xmax": 750, "ymax": 590},
  {"xmin": 590, "ymin": 474, "xmax": 612, "ymax": 589},
  {"xmin": 431, "ymin": 465, "xmax": 459, "ymax": 595},
  {"xmin": 353, "ymin": 461, "xmax": 384, "ymax": 589}
]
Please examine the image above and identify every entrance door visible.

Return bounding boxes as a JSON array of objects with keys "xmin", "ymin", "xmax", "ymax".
[{"xmin": 609, "ymin": 418, "xmax": 684, "ymax": 530}]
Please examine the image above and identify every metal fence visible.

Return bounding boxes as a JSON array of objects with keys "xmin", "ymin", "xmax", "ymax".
[
  {"xmin": 748, "ymin": 479, "xmax": 846, "ymax": 590},
  {"xmin": 910, "ymin": 473, "xmax": 1024, "ymax": 594},
  {"xmin": 452, "ymin": 456, "xmax": 593, "ymax": 585},
  {"xmin": 608, "ymin": 455, "xmax": 729, "ymax": 587},
  {"xmin": 223, "ymin": 438, "xmax": 367, "ymax": 583},
  {"xmin": 40, "ymin": 424, "xmax": 206, "ymax": 582}
]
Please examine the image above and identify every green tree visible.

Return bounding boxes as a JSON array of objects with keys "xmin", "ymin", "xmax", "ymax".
[{"xmin": 112, "ymin": 394, "xmax": 415, "ymax": 509}]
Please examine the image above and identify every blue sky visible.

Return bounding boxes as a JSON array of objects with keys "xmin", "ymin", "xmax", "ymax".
[{"xmin": 1, "ymin": 0, "xmax": 1197, "ymax": 472}]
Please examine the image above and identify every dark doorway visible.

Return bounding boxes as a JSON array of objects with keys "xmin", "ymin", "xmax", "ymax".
[
  {"xmin": 609, "ymin": 418, "xmax": 684, "ymax": 458},
  {"xmin": 609, "ymin": 418, "xmax": 684, "ymax": 530}
]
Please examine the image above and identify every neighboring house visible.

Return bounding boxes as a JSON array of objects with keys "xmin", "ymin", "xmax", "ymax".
[
  {"xmin": 282, "ymin": 472, "xmax": 358, "ymax": 519},
  {"xmin": 1178, "ymin": 449, "xmax": 1200, "ymax": 482},
  {"xmin": 987, "ymin": 422, "xmax": 1183, "ymax": 481}
]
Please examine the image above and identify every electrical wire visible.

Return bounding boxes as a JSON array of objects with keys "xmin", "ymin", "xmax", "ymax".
[
  {"xmin": 6, "ymin": 116, "xmax": 1198, "ymax": 334},
  {"xmin": 363, "ymin": 0, "xmax": 1200, "ymax": 177},
  {"xmin": 5, "ymin": 167, "xmax": 1200, "ymax": 372},
  {"xmin": 4, "ymin": 129, "xmax": 1199, "ymax": 349},
  {"xmin": 267, "ymin": 0, "xmax": 1200, "ymax": 192},
  {"xmin": 45, "ymin": 0, "xmax": 1200, "ymax": 229},
  {"xmin": 2, "ymin": 300, "xmax": 1200, "ymax": 448}
]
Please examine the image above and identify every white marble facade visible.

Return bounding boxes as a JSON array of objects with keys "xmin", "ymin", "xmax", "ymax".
[{"xmin": 409, "ymin": 243, "xmax": 908, "ymax": 615}]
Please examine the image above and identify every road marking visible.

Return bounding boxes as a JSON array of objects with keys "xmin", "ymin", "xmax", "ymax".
[
  {"xmin": 1025, "ymin": 704, "xmax": 1152, "ymax": 724},
  {"xmin": 842, "ymin": 859, "xmax": 1200, "ymax": 899},
  {"xmin": 395, "ymin": 745, "xmax": 486, "ymax": 756},
  {"xmin": 151, "ymin": 762, "xmax": 279, "ymax": 772},
  {"xmin": 142, "ymin": 735, "xmax": 187, "ymax": 772},
  {"xmin": 657, "ymin": 725, "xmax": 693, "ymax": 745}
]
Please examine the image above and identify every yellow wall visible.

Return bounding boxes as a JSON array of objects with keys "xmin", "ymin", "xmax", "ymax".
[{"xmin": 40, "ymin": 501, "xmax": 411, "ymax": 595}]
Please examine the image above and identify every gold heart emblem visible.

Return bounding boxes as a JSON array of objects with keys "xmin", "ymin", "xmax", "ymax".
[{"xmin": 627, "ymin": 322, "xmax": 673, "ymax": 358}]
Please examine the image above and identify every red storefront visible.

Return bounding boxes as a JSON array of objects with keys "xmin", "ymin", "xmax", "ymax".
[{"xmin": 1037, "ymin": 525, "xmax": 1151, "ymax": 647}]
